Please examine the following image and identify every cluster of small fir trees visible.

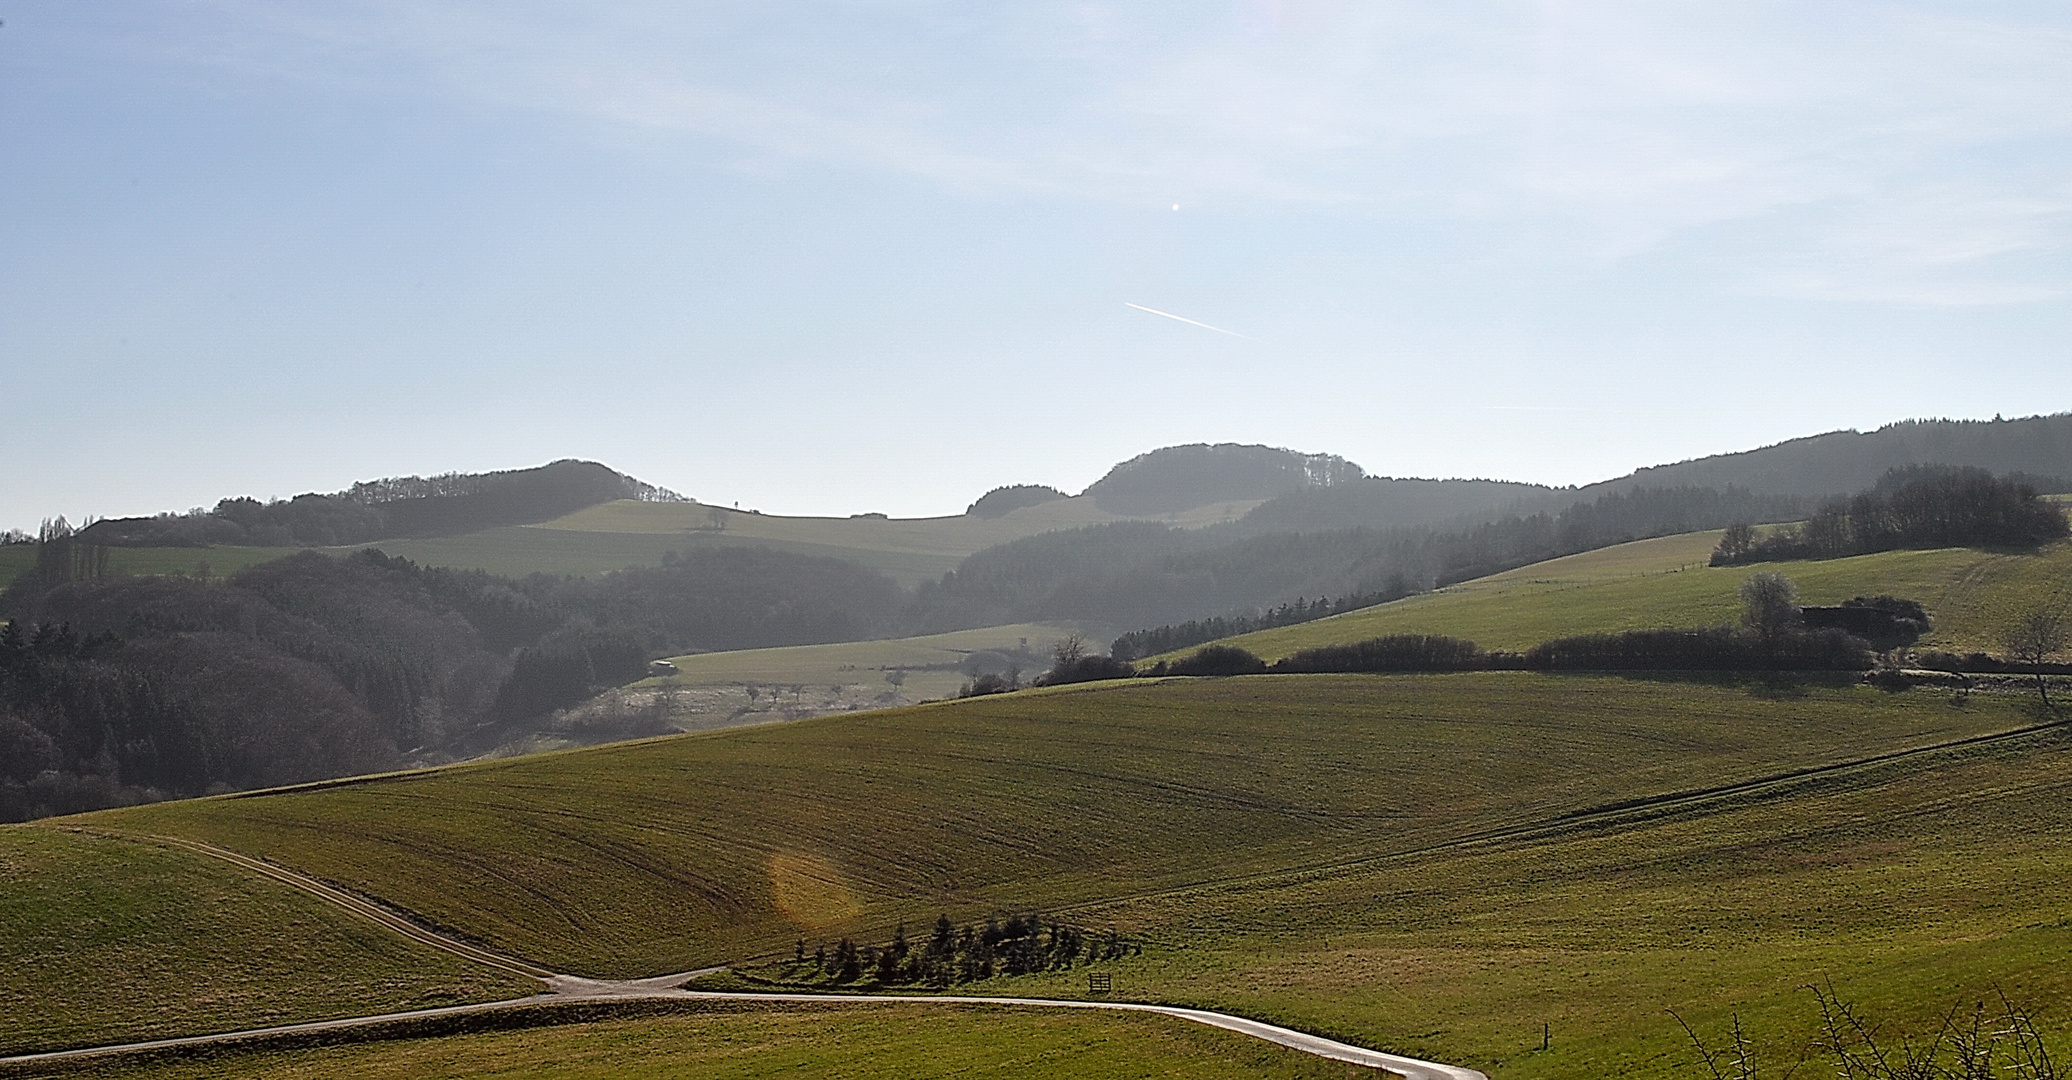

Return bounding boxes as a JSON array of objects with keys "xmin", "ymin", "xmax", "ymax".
[{"xmin": 794, "ymin": 913, "xmax": 1138, "ymax": 988}]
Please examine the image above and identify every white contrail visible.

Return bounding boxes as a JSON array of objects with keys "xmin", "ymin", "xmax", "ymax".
[{"xmin": 1124, "ymin": 302, "xmax": 1246, "ymax": 338}]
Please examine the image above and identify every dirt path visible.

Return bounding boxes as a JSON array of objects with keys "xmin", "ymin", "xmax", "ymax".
[
  {"xmin": 89, "ymin": 830, "xmax": 555, "ymax": 981},
  {"xmin": 23, "ymin": 829, "xmax": 1485, "ymax": 1080}
]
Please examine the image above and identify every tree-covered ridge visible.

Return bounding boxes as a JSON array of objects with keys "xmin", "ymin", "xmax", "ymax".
[
  {"xmin": 1590, "ymin": 412, "xmax": 2072, "ymax": 498},
  {"xmin": 1109, "ymin": 585, "xmax": 1414, "ymax": 661},
  {"xmin": 1081, "ymin": 442, "xmax": 1365, "ymax": 514},
  {"xmin": 917, "ymin": 483, "xmax": 1808, "ymax": 635},
  {"xmin": 964, "ymin": 484, "xmax": 1068, "ymax": 518},
  {"xmin": 1713, "ymin": 467, "xmax": 2070, "ymax": 565},
  {"xmin": 76, "ymin": 459, "xmax": 685, "ymax": 548},
  {"xmin": 0, "ymin": 544, "xmax": 902, "ymax": 822}
]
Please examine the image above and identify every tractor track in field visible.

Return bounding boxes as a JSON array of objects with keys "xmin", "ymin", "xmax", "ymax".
[{"xmin": 1039, "ymin": 714, "xmax": 2067, "ymax": 918}]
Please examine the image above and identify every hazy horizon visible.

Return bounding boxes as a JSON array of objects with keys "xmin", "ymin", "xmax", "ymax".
[{"xmin": 6, "ymin": 3, "xmax": 2070, "ymax": 531}]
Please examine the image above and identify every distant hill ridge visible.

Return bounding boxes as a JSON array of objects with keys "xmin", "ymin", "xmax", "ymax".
[
  {"xmin": 1579, "ymin": 413, "xmax": 2072, "ymax": 499},
  {"xmin": 80, "ymin": 460, "xmax": 686, "ymax": 548},
  {"xmin": 1081, "ymin": 443, "xmax": 1365, "ymax": 515}
]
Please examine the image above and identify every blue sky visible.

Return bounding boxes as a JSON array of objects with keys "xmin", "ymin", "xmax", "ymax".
[{"xmin": 4, "ymin": 2, "xmax": 2070, "ymax": 529}]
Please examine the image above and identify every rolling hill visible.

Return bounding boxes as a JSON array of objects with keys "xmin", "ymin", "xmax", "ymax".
[
  {"xmin": 389, "ymin": 493, "xmax": 1266, "ymax": 589},
  {"xmin": 10, "ymin": 419, "xmax": 2072, "ymax": 1078},
  {"xmin": 1167, "ymin": 533, "xmax": 2072, "ymax": 661},
  {"xmin": 80, "ymin": 675, "xmax": 2016, "ymax": 975},
  {"xmin": 33, "ymin": 671, "xmax": 2059, "ymax": 1080}
]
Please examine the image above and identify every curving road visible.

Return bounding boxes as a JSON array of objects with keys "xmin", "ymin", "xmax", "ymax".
[
  {"xmin": 24, "ymin": 828, "xmax": 1487, "ymax": 1080},
  {"xmin": 2, "ymin": 978, "xmax": 1483, "ymax": 1080}
]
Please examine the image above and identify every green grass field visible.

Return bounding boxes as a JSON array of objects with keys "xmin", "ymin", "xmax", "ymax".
[
  {"xmin": 61, "ymin": 669, "xmax": 2064, "ymax": 1080},
  {"xmin": 519, "ymin": 622, "xmax": 1096, "ymax": 753},
  {"xmin": 1181, "ymin": 534, "xmax": 2072, "ymax": 661},
  {"xmin": 0, "ymin": 827, "xmax": 535, "ymax": 1056},
  {"xmin": 633, "ymin": 620, "xmax": 1092, "ymax": 718},
  {"xmin": 0, "ymin": 546, "xmax": 296, "ymax": 593},
  {"xmin": 29, "ymin": 1002, "xmax": 1372, "ymax": 1080},
  {"xmin": 83, "ymin": 675, "xmax": 2027, "ymax": 978},
  {"xmin": 1061, "ymin": 720, "xmax": 2072, "ymax": 1080}
]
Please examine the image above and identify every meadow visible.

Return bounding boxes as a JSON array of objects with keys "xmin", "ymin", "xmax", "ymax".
[
  {"xmin": 984, "ymin": 716, "xmax": 2072, "ymax": 1080},
  {"xmin": 15, "ymin": 669, "xmax": 2070, "ymax": 1077},
  {"xmin": 0, "ymin": 827, "xmax": 534, "ymax": 1056},
  {"xmin": 642, "ymin": 620, "xmax": 1092, "ymax": 712},
  {"xmin": 1188, "ymin": 534, "xmax": 2072, "ymax": 660}
]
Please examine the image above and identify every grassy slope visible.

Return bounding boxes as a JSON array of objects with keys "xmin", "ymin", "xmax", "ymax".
[
  {"xmin": 1189, "ymin": 533, "xmax": 2072, "ymax": 660},
  {"xmin": 29, "ymin": 1003, "xmax": 1369, "ymax": 1080},
  {"xmin": 1049, "ymin": 720, "xmax": 2072, "ymax": 1080},
  {"xmin": 0, "ymin": 827, "xmax": 534, "ymax": 1056},
  {"xmin": 351, "ymin": 496, "xmax": 1264, "ymax": 588},
  {"xmin": 88, "ymin": 676, "xmax": 2023, "ymax": 978},
  {"xmin": 340, "ymin": 525, "xmax": 964, "ymax": 588},
  {"xmin": 0, "ymin": 546, "xmax": 296, "ymax": 593}
]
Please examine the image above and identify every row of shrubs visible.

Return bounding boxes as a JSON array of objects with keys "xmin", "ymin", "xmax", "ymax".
[
  {"xmin": 1914, "ymin": 650, "xmax": 2072, "ymax": 676},
  {"xmin": 1126, "ymin": 628, "xmax": 1878, "ymax": 678}
]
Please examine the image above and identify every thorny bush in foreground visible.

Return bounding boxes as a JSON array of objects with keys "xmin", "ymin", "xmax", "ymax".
[{"xmin": 1676, "ymin": 985, "xmax": 2058, "ymax": 1080}]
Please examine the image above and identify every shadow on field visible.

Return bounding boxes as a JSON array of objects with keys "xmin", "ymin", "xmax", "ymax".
[{"xmin": 1538, "ymin": 669, "xmax": 1863, "ymax": 699}]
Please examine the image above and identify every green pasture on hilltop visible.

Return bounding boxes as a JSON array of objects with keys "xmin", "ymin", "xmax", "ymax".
[
  {"xmin": 0, "ymin": 546, "xmax": 296, "ymax": 593},
  {"xmin": 26, "ymin": 1001, "xmax": 1367, "ymax": 1080},
  {"xmin": 339, "ymin": 524, "xmax": 964, "ymax": 588},
  {"xmin": 0, "ymin": 827, "xmax": 534, "ymax": 1056},
  {"xmin": 86, "ymin": 675, "xmax": 2029, "ymax": 978},
  {"xmin": 1185, "ymin": 533, "xmax": 2072, "ymax": 661}
]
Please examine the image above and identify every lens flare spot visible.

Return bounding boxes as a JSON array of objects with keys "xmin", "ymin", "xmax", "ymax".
[{"xmin": 767, "ymin": 851, "xmax": 861, "ymax": 931}]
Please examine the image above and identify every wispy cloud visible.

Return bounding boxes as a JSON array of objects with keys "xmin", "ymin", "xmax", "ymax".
[{"xmin": 147, "ymin": 1, "xmax": 2072, "ymax": 304}]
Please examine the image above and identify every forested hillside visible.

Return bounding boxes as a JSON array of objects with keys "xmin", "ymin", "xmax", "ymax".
[
  {"xmin": 76, "ymin": 459, "xmax": 684, "ymax": 548},
  {"xmin": 911, "ymin": 483, "xmax": 1808, "ymax": 632},
  {"xmin": 1585, "ymin": 413, "xmax": 2072, "ymax": 498},
  {"xmin": 908, "ymin": 418, "xmax": 2070, "ymax": 635},
  {"xmin": 0, "ymin": 545, "xmax": 900, "ymax": 821},
  {"xmin": 1081, "ymin": 443, "xmax": 1365, "ymax": 513},
  {"xmin": 1236, "ymin": 474, "xmax": 1553, "ymax": 532},
  {"xmin": 8, "ymin": 416, "xmax": 2072, "ymax": 822}
]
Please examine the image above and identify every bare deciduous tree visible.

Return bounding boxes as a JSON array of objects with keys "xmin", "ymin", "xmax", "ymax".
[
  {"xmin": 1739, "ymin": 571, "xmax": 1800, "ymax": 645},
  {"xmin": 2003, "ymin": 603, "xmax": 2069, "ymax": 710}
]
